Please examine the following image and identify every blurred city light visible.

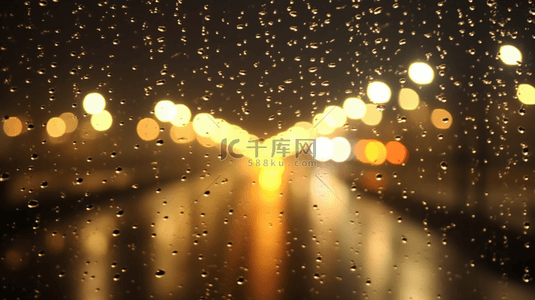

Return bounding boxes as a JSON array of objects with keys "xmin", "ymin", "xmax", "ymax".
[
  {"xmin": 398, "ymin": 88, "xmax": 420, "ymax": 111},
  {"xmin": 408, "ymin": 62, "xmax": 434, "ymax": 85},
  {"xmin": 367, "ymin": 81, "xmax": 392, "ymax": 104},
  {"xmin": 83, "ymin": 93, "xmax": 106, "ymax": 115},
  {"xmin": 499, "ymin": 45, "xmax": 522, "ymax": 65}
]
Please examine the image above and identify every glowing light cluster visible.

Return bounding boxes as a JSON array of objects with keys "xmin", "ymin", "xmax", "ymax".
[
  {"xmin": 312, "ymin": 137, "xmax": 351, "ymax": 162},
  {"xmin": 83, "ymin": 93, "xmax": 112, "ymax": 131},
  {"xmin": 155, "ymin": 100, "xmax": 192, "ymax": 125},
  {"xmin": 136, "ymin": 101, "xmax": 193, "ymax": 143},
  {"xmin": 3, "ymin": 61, "xmax": 452, "ymax": 165},
  {"xmin": 45, "ymin": 112, "xmax": 79, "ymax": 138},
  {"xmin": 355, "ymin": 139, "xmax": 408, "ymax": 165}
]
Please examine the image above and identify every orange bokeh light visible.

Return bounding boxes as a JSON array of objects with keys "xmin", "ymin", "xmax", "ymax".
[
  {"xmin": 355, "ymin": 139, "xmax": 371, "ymax": 163},
  {"xmin": 3, "ymin": 116, "xmax": 23, "ymax": 137},
  {"xmin": 365, "ymin": 140, "xmax": 387, "ymax": 165},
  {"xmin": 385, "ymin": 141, "xmax": 408, "ymax": 165}
]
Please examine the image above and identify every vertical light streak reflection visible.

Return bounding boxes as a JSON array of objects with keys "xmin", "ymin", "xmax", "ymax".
[
  {"xmin": 152, "ymin": 204, "xmax": 187, "ymax": 298},
  {"xmin": 78, "ymin": 216, "xmax": 114, "ymax": 300},
  {"xmin": 362, "ymin": 200, "xmax": 393, "ymax": 298},
  {"xmin": 227, "ymin": 159, "xmax": 287, "ymax": 300},
  {"xmin": 143, "ymin": 181, "xmax": 194, "ymax": 298},
  {"xmin": 248, "ymin": 182, "xmax": 287, "ymax": 300},
  {"xmin": 221, "ymin": 184, "xmax": 249, "ymax": 298},
  {"xmin": 308, "ymin": 167, "xmax": 347, "ymax": 289},
  {"xmin": 398, "ymin": 258, "xmax": 437, "ymax": 300},
  {"xmin": 397, "ymin": 219, "xmax": 437, "ymax": 300}
]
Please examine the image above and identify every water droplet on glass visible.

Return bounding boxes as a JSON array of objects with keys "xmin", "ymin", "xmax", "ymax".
[
  {"xmin": 28, "ymin": 199, "xmax": 39, "ymax": 208},
  {"xmin": 0, "ymin": 172, "xmax": 10, "ymax": 182},
  {"xmin": 155, "ymin": 269, "xmax": 165, "ymax": 278}
]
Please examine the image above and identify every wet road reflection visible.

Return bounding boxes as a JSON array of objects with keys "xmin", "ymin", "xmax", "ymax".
[{"xmin": 2, "ymin": 149, "xmax": 535, "ymax": 299}]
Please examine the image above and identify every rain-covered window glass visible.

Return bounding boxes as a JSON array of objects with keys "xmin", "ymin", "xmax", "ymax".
[{"xmin": 1, "ymin": 0, "xmax": 534, "ymax": 299}]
